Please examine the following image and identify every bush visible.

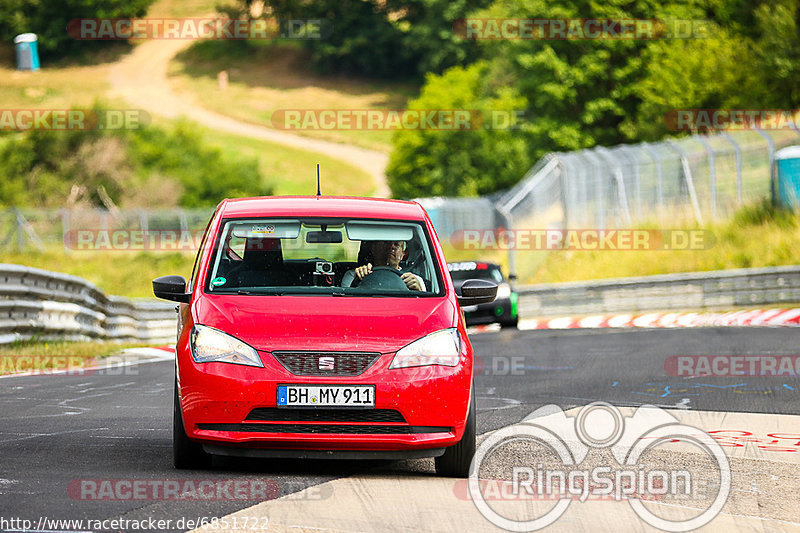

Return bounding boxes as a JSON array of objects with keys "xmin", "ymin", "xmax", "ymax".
[{"xmin": 0, "ymin": 108, "xmax": 271, "ymax": 208}]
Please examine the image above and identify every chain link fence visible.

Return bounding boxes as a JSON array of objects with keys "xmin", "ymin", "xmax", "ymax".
[
  {"xmin": 2, "ymin": 129, "xmax": 798, "ymax": 282},
  {"xmin": 0, "ymin": 207, "xmax": 215, "ymax": 252},
  {"xmin": 497, "ymin": 129, "xmax": 800, "ymax": 231}
]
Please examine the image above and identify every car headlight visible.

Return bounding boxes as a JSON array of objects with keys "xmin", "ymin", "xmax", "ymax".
[
  {"xmin": 389, "ymin": 328, "xmax": 462, "ymax": 369},
  {"xmin": 190, "ymin": 325, "xmax": 263, "ymax": 367},
  {"xmin": 496, "ymin": 283, "xmax": 511, "ymax": 299}
]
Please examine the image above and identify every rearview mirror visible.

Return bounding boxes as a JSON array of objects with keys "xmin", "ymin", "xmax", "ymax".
[
  {"xmin": 457, "ymin": 279, "xmax": 497, "ymax": 306},
  {"xmin": 153, "ymin": 275, "xmax": 191, "ymax": 303},
  {"xmin": 306, "ymin": 230, "xmax": 342, "ymax": 243}
]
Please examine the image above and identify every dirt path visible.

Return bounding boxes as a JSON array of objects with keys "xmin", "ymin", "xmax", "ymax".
[{"xmin": 107, "ymin": 39, "xmax": 390, "ymax": 197}]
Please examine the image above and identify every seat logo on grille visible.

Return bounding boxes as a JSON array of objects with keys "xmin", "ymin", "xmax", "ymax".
[{"xmin": 318, "ymin": 356, "xmax": 335, "ymax": 371}]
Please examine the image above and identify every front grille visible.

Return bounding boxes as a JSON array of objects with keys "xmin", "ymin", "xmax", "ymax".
[
  {"xmin": 247, "ymin": 408, "xmax": 406, "ymax": 423},
  {"xmin": 272, "ymin": 351, "xmax": 381, "ymax": 376},
  {"xmin": 198, "ymin": 423, "xmax": 450, "ymax": 434}
]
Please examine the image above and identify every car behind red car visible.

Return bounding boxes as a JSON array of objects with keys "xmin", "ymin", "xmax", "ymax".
[{"xmin": 153, "ymin": 196, "xmax": 496, "ymax": 477}]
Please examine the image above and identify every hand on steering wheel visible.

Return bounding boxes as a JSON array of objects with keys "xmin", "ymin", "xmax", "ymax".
[
  {"xmin": 356, "ymin": 264, "xmax": 421, "ymax": 291},
  {"xmin": 400, "ymin": 272, "xmax": 422, "ymax": 291}
]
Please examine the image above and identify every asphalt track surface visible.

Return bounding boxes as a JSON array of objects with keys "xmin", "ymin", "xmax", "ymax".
[{"xmin": 0, "ymin": 327, "xmax": 797, "ymax": 532}]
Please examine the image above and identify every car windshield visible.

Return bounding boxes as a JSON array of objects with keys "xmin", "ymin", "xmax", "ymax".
[
  {"xmin": 205, "ymin": 218, "xmax": 442, "ymax": 296},
  {"xmin": 448, "ymin": 262, "xmax": 504, "ymax": 283}
]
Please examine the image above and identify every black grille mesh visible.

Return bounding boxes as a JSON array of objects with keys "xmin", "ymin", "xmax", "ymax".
[
  {"xmin": 272, "ymin": 351, "xmax": 381, "ymax": 376},
  {"xmin": 247, "ymin": 408, "xmax": 406, "ymax": 423}
]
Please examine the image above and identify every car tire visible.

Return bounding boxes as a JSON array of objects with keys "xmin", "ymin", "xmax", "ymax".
[
  {"xmin": 500, "ymin": 317, "xmax": 518, "ymax": 329},
  {"xmin": 435, "ymin": 392, "xmax": 476, "ymax": 478},
  {"xmin": 173, "ymin": 382, "xmax": 212, "ymax": 470}
]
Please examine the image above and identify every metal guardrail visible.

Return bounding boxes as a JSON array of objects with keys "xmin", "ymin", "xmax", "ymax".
[
  {"xmin": 517, "ymin": 265, "xmax": 800, "ymax": 318},
  {"xmin": 3, "ymin": 262, "xmax": 800, "ymax": 344},
  {"xmin": 0, "ymin": 263, "xmax": 176, "ymax": 345}
]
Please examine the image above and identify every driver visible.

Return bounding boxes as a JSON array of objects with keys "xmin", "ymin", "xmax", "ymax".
[{"xmin": 343, "ymin": 240, "xmax": 425, "ymax": 291}]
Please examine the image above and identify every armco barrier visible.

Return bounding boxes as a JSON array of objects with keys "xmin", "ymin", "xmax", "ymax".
[
  {"xmin": 517, "ymin": 265, "xmax": 800, "ymax": 318},
  {"xmin": 0, "ymin": 263, "xmax": 176, "ymax": 345},
  {"xmin": 3, "ymin": 263, "xmax": 800, "ymax": 344}
]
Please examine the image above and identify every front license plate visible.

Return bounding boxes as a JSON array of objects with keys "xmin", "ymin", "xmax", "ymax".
[
  {"xmin": 462, "ymin": 305, "xmax": 478, "ymax": 312},
  {"xmin": 277, "ymin": 384, "xmax": 375, "ymax": 408}
]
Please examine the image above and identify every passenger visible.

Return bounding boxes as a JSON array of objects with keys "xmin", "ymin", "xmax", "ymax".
[{"xmin": 342, "ymin": 240, "xmax": 425, "ymax": 291}]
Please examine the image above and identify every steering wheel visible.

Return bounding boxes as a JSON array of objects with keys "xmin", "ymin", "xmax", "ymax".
[{"xmin": 356, "ymin": 266, "xmax": 409, "ymax": 291}]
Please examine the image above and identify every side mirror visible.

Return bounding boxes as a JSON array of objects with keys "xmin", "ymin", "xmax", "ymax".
[
  {"xmin": 457, "ymin": 279, "xmax": 497, "ymax": 307},
  {"xmin": 153, "ymin": 275, "xmax": 191, "ymax": 303}
]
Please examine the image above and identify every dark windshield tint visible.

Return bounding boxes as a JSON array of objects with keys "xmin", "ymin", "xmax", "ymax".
[{"xmin": 205, "ymin": 218, "xmax": 443, "ymax": 296}]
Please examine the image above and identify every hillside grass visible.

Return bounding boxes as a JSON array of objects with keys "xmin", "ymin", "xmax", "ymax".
[
  {"xmin": 0, "ymin": 40, "xmax": 374, "ymax": 202},
  {"xmin": 198, "ymin": 125, "xmax": 375, "ymax": 196},
  {"xmin": 168, "ymin": 42, "xmax": 417, "ymax": 152},
  {"xmin": 525, "ymin": 202, "xmax": 800, "ymax": 284}
]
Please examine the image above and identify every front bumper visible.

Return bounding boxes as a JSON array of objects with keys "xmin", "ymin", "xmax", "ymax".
[{"xmin": 176, "ymin": 342, "xmax": 472, "ymax": 453}]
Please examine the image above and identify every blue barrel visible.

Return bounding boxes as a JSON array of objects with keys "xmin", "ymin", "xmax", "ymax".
[
  {"xmin": 775, "ymin": 146, "xmax": 800, "ymax": 209},
  {"xmin": 14, "ymin": 33, "xmax": 40, "ymax": 71}
]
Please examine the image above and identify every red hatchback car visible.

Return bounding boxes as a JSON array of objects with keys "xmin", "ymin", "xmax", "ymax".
[{"xmin": 153, "ymin": 196, "xmax": 497, "ymax": 477}]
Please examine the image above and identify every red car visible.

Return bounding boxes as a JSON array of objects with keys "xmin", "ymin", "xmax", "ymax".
[{"xmin": 153, "ymin": 196, "xmax": 496, "ymax": 477}]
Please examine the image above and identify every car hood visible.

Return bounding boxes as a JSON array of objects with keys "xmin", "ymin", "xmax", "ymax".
[{"xmin": 193, "ymin": 294, "xmax": 458, "ymax": 353}]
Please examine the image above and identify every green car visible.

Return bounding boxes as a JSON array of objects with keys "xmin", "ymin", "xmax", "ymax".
[{"xmin": 448, "ymin": 261, "xmax": 518, "ymax": 328}]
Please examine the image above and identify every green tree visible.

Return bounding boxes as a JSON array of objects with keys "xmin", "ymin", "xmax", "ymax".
[
  {"xmin": 0, "ymin": 0, "xmax": 154, "ymax": 58},
  {"xmin": 387, "ymin": 61, "xmax": 529, "ymax": 197}
]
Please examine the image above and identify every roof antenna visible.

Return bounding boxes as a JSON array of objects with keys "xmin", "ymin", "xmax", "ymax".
[{"xmin": 316, "ymin": 164, "xmax": 321, "ymax": 197}]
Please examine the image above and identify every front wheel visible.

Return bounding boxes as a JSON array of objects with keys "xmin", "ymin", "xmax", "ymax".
[
  {"xmin": 435, "ymin": 393, "xmax": 476, "ymax": 477},
  {"xmin": 173, "ymin": 382, "xmax": 212, "ymax": 470}
]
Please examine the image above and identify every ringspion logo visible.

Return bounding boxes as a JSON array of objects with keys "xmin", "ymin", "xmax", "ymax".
[{"xmin": 469, "ymin": 402, "xmax": 730, "ymax": 531}]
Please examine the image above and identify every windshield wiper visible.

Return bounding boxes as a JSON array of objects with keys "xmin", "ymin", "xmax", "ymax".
[{"xmin": 236, "ymin": 289, "xmax": 285, "ymax": 295}]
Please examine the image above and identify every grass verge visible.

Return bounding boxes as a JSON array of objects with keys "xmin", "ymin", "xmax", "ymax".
[
  {"xmin": 0, "ymin": 249, "xmax": 196, "ymax": 298},
  {"xmin": 524, "ymin": 202, "xmax": 800, "ymax": 284}
]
